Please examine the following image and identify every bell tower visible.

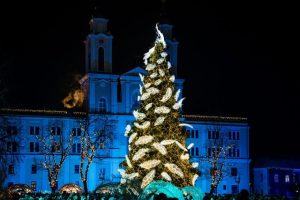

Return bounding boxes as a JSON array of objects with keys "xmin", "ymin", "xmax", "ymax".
[{"xmin": 85, "ymin": 17, "xmax": 113, "ymax": 73}]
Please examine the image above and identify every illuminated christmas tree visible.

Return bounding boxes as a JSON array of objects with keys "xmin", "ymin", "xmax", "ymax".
[{"xmin": 119, "ymin": 25, "xmax": 199, "ymax": 194}]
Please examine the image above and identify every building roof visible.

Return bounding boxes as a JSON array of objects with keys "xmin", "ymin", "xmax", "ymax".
[
  {"xmin": 0, "ymin": 108, "xmax": 86, "ymax": 118},
  {"xmin": 1, "ymin": 108, "xmax": 247, "ymax": 123},
  {"xmin": 183, "ymin": 114, "xmax": 248, "ymax": 123}
]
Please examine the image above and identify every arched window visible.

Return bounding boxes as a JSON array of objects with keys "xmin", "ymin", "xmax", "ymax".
[
  {"xmin": 98, "ymin": 97, "xmax": 106, "ymax": 113},
  {"xmin": 131, "ymin": 92, "xmax": 140, "ymax": 111},
  {"xmin": 98, "ymin": 47, "xmax": 104, "ymax": 71}
]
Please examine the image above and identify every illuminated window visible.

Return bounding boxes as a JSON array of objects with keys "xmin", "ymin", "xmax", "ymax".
[
  {"xmin": 31, "ymin": 181, "xmax": 36, "ymax": 191},
  {"xmin": 74, "ymin": 165, "xmax": 79, "ymax": 174},
  {"xmin": 285, "ymin": 175, "xmax": 290, "ymax": 183},
  {"xmin": 274, "ymin": 174, "xmax": 279, "ymax": 183},
  {"xmin": 8, "ymin": 165, "xmax": 14, "ymax": 174},
  {"xmin": 32, "ymin": 165, "xmax": 37, "ymax": 174},
  {"xmin": 99, "ymin": 97, "xmax": 106, "ymax": 113}
]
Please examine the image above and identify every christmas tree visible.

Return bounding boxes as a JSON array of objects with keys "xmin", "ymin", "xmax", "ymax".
[{"xmin": 119, "ymin": 24, "xmax": 199, "ymax": 193}]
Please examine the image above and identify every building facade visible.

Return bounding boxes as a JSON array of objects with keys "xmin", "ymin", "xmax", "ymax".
[
  {"xmin": 254, "ymin": 161, "xmax": 300, "ymax": 198},
  {"xmin": 0, "ymin": 17, "xmax": 250, "ymax": 194}
]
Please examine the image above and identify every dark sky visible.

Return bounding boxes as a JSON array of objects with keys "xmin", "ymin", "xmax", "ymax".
[{"xmin": 0, "ymin": 1, "xmax": 299, "ymax": 160}]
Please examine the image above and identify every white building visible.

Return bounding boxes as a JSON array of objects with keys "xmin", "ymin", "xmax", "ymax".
[{"xmin": 0, "ymin": 17, "xmax": 250, "ymax": 194}]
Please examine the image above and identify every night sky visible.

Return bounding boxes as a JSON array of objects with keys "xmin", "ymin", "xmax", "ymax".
[{"xmin": 0, "ymin": 1, "xmax": 299, "ymax": 160}]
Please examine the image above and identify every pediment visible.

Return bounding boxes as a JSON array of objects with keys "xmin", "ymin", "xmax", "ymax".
[{"xmin": 122, "ymin": 66, "xmax": 147, "ymax": 77}]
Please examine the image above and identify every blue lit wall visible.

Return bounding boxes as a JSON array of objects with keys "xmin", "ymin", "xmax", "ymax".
[{"xmin": 1, "ymin": 17, "xmax": 250, "ymax": 194}]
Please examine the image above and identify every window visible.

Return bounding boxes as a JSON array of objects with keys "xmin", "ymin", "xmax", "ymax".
[
  {"xmin": 232, "ymin": 148, "xmax": 236, "ymax": 157},
  {"xmin": 274, "ymin": 174, "xmax": 279, "ymax": 183},
  {"xmin": 195, "ymin": 130, "xmax": 199, "ymax": 138},
  {"xmin": 229, "ymin": 131, "xmax": 232, "ymax": 139},
  {"xmin": 195, "ymin": 147, "xmax": 199, "ymax": 156},
  {"xmin": 208, "ymin": 131, "xmax": 211, "ymax": 139},
  {"xmin": 74, "ymin": 165, "xmax": 79, "ymax": 174},
  {"xmin": 8, "ymin": 165, "xmax": 14, "ymax": 174},
  {"xmin": 228, "ymin": 148, "xmax": 232, "ymax": 157},
  {"xmin": 7, "ymin": 142, "xmax": 17, "ymax": 152},
  {"xmin": 191, "ymin": 130, "xmax": 194, "ymax": 138},
  {"xmin": 285, "ymin": 175, "xmax": 290, "ymax": 183},
  {"xmin": 233, "ymin": 132, "xmax": 236, "ymax": 140},
  {"xmin": 99, "ymin": 168, "xmax": 106, "ymax": 180},
  {"xmin": 72, "ymin": 128, "xmax": 81, "ymax": 137},
  {"xmin": 231, "ymin": 168, "xmax": 238, "ymax": 176},
  {"xmin": 131, "ymin": 92, "xmax": 140, "ymax": 111},
  {"xmin": 236, "ymin": 149, "xmax": 240, "ymax": 157},
  {"xmin": 237, "ymin": 132, "xmax": 240, "ymax": 140},
  {"xmin": 214, "ymin": 131, "xmax": 219, "ymax": 139},
  {"xmin": 99, "ymin": 97, "xmax": 106, "ymax": 113},
  {"xmin": 32, "ymin": 165, "xmax": 37, "ymax": 174},
  {"xmin": 232, "ymin": 185, "xmax": 238, "ymax": 194},
  {"xmin": 187, "ymin": 130, "xmax": 190, "ymax": 138},
  {"xmin": 7, "ymin": 126, "xmax": 17, "ymax": 135},
  {"xmin": 208, "ymin": 148, "xmax": 211, "ymax": 157},
  {"xmin": 98, "ymin": 47, "xmax": 104, "ymax": 71},
  {"xmin": 31, "ymin": 181, "xmax": 36, "ymax": 191},
  {"xmin": 72, "ymin": 143, "xmax": 81, "ymax": 153},
  {"xmin": 30, "ymin": 142, "xmax": 39, "ymax": 152},
  {"xmin": 51, "ymin": 142, "xmax": 61, "ymax": 152},
  {"xmin": 223, "ymin": 185, "xmax": 227, "ymax": 190},
  {"xmin": 51, "ymin": 127, "xmax": 61, "ymax": 136},
  {"xmin": 191, "ymin": 148, "xmax": 194, "ymax": 156},
  {"xmin": 30, "ymin": 126, "xmax": 39, "ymax": 135},
  {"xmin": 212, "ymin": 148, "xmax": 216, "ymax": 157}
]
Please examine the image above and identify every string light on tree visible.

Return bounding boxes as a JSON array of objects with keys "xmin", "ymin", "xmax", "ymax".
[{"xmin": 119, "ymin": 24, "xmax": 199, "ymax": 195}]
